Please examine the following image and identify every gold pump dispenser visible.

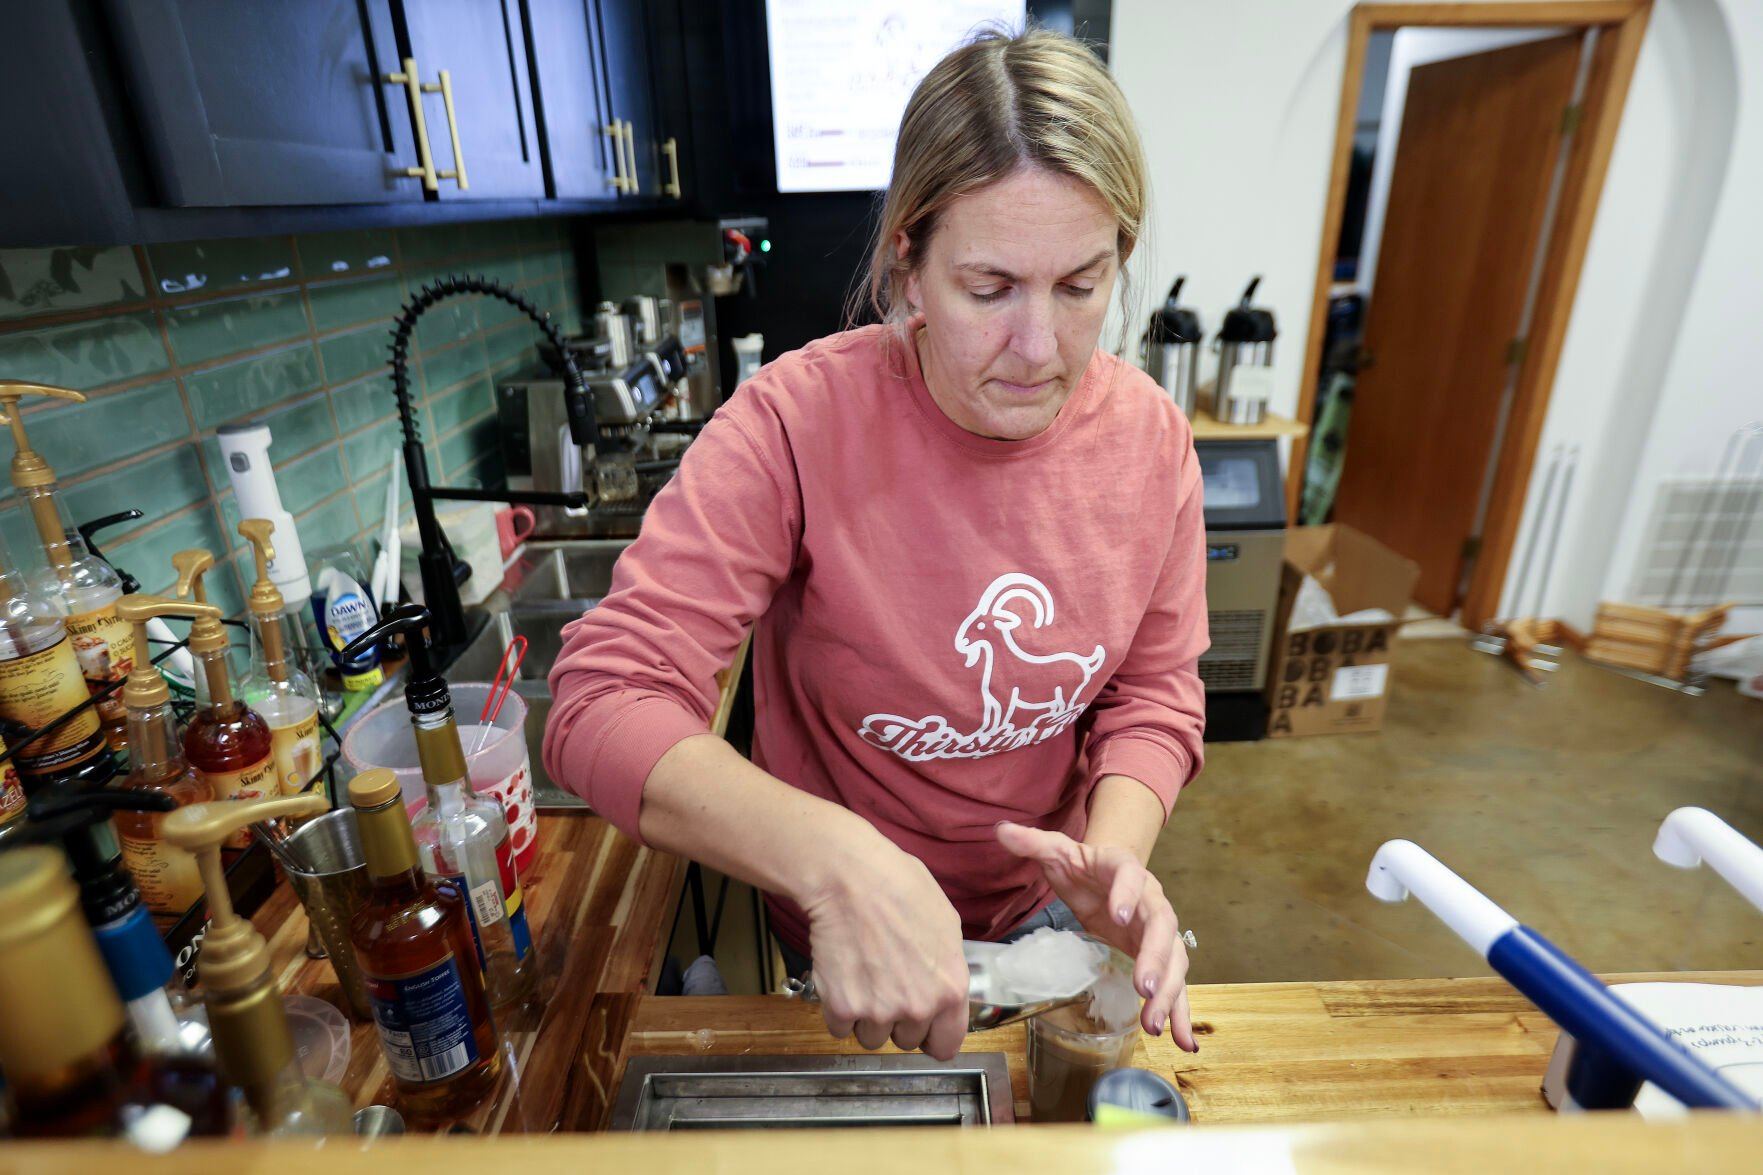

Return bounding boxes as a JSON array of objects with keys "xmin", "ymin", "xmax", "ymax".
[
  {"xmin": 173, "ymin": 549, "xmax": 231, "ymax": 695},
  {"xmin": 161, "ymin": 794, "xmax": 352, "ymax": 1135},
  {"xmin": 118, "ymin": 594, "xmax": 218, "ymax": 714},
  {"xmin": 0, "ymin": 382, "xmax": 85, "ymax": 568},
  {"xmin": 240, "ymin": 520, "xmax": 290, "ymax": 683}
]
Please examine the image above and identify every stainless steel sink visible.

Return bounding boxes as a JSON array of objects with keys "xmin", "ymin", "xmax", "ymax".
[
  {"xmin": 509, "ymin": 539, "xmax": 632, "ymax": 604},
  {"xmin": 610, "ymin": 1054, "xmax": 1014, "ymax": 1130}
]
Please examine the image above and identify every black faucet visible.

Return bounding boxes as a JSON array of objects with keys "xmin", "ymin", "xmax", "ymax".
[{"xmin": 388, "ymin": 276, "xmax": 598, "ymax": 653}]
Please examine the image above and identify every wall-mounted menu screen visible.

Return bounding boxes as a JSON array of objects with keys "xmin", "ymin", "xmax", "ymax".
[{"xmin": 766, "ymin": 0, "xmax": 1028, "ymax": 193}]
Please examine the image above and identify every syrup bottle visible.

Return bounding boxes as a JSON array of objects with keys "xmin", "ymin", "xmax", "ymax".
[
  {"xmin": 173, "ymin": 549, "xmax": 274, "ymax": 848},
  {"xmin": 0, "ymin": 525, "xmax": 110, "ymax": 789},
  {"xmin": 0, "ymin": 382, "xmax": 136, "ymax": 753},
  {"xmin": 349, "ymin": 767, "xmax": 502, "ymax": 1119},
  {"xmin": 161, "ymin": 792, "xmax": 353, "ymax": 1135},
  {"xmin": 0, "ymin": 845, "xmax": 232, "ymax": 1140},
  {"xmin": 344, "ymin": 605, "xmax": 537, "ymax": 1008},
  {"xmin": 236, "ymin": 520, "xmax": 323, "ymax": 796},
  {"xmin": 113, "ymin": 593, "xmax": 219, "ymax": 915}
]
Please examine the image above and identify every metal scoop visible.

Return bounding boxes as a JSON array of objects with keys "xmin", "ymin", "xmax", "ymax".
[{"xmin": 782, "ymin": 939, "xmax": 1092, "ymax": 1032}]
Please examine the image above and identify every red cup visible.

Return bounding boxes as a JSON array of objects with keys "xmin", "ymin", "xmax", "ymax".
[{"xmin": 496, "ymin": 505, "xmax": 536, "ymax": 558}]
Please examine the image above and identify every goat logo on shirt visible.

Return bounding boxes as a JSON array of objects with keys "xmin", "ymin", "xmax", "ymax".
[{"xmin": 858, "ymin": 573, "xmax": 1106, "ymax": 761}]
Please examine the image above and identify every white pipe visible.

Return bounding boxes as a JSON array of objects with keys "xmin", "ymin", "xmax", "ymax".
[
  {"xmin": 1366, "ymin": 839, "xmax": 1519, "ymax": 957},
  {"xmin": 1654, "ymin": 807, "xmax": 1763, "ymax": 915}
]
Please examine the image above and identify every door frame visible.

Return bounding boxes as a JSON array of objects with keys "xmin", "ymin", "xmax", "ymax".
[{"xmin": 1288, "ymin": 0, "xmax": 1652, "ymax": 629}]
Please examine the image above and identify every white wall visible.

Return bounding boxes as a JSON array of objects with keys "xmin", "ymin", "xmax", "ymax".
[{"xmin": 1112, "ymin": 0, "xmax": 1750, "ymax": 629}]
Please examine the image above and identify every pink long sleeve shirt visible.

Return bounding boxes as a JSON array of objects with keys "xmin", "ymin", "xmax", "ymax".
[{"xmin": 543, "ymin": 322, "xmax": 1208, "ymax": 951}]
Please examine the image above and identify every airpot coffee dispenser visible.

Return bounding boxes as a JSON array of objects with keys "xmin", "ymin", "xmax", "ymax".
[{"xmin": 1141, "ymin": 277, "xmax": 1203, "ymax": 417}]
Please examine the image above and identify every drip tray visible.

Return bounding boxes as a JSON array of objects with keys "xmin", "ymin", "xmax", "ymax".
[{"xmin": 610, "ymin": 1053, "xmax": 1014, "ymax": 1130}]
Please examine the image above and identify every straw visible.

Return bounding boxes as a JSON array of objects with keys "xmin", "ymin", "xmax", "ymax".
[{"xmin": 470, "ymin": 634, "xmax": 528, "ymax": 754}]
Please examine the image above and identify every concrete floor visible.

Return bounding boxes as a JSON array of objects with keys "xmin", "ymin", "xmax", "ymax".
[{"xmin": 1156, "ymin": 635, "xmax": 1763, "ymax": 985}]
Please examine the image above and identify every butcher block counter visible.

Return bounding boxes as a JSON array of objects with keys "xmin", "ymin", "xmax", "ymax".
[{"xmin": 245, "ymin": 794, "xmax": 1763, "ymax": 1133}]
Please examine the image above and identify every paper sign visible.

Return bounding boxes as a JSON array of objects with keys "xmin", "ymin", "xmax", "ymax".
[{"xmin": 1331, "ymin": 663, "xmax": 1389, "ymax": 701}]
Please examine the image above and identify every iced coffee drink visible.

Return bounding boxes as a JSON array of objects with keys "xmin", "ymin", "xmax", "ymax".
[{"xmin": 1026, "ymin": 946, "xmax": 1141, "ymax": 1122}]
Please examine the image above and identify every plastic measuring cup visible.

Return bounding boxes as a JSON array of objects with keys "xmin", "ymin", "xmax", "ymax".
[{"xmin": 340, "ymin": 684, "xmax": 537, "ymax": 874}]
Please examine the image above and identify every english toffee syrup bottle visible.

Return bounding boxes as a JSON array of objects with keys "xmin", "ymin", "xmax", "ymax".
[
  {"xmin": 112, "ymin": 594, "xmax": 218, "ymax": 916},
  {"xmin": 174, "ymin": 549, "xmax": 275, "ymax": 849},
  {"xmin": 349, "ymin": 767, "xmax": 501, "ymax": 1118},
  {"xmin": 344, "ymin": 605, "xmax": 536, "ymax": 1007}
]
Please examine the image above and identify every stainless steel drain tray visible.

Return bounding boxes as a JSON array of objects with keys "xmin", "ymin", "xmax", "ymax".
[{"xmin": 610, "ymin": 1053, "xmax": 1014, "ymax": 1130}]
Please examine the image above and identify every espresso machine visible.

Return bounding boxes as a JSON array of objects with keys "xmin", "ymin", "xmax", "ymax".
[{"xmin": 499, "ymin": 216, "xmax": 768, "ymax": 537}]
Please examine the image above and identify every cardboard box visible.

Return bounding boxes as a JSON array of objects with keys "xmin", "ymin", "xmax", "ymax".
[{"xmin": 1264, "ymin": 525, "xmax": 1420, "ymax": 738}]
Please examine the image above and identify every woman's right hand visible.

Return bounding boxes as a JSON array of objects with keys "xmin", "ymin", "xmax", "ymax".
[{"xmin": 798, "ymin": 831, "xmax": 969, "ymax": 1061}]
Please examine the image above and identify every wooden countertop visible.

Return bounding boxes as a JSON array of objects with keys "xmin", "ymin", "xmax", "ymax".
[
  {"xmin": 11, "ymin": 1114, "xmax": 1763, "ymax": 1171},
  {"xmin": 255, "ymin": 633, "xmax": 752, "ymax": 1131},
  {"xmin": 1189, "ymin": 406, "xmax": 1309, "ymax": 440},
  {"xmin": 617, "ymin": 971, "xmax": 1763, "ymax": 1125},
  {"xmin": 258, "ymin": 811, "xmax": 682, "ymax": 1132}
]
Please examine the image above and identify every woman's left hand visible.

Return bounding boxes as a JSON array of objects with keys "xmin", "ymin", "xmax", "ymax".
[{"xmin": 996, "ymin": 822, "xmax": 1196, "ymax": 1051}]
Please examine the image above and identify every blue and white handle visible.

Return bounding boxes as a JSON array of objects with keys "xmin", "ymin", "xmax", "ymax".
[
  {"xmin": 1367, "ymin": 839, "xmax": 1755, "ymax": 1111},
  {"xmin": 1654, "ymin": 807, "xmax": 1763, "ymax": 915}
]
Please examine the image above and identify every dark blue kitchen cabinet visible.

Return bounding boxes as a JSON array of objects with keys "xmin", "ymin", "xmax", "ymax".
[
  {"xmin": 526, "ymin": 0, "xmax": 617, "ymax": 199},
  {"xmin": 596, "ymin": 0, "xmax": 663, "ymax": 200},
  {"xmin": 401, "ymin": 0, "xmax": 547, "ymax": 200},
  {"xmin": 104, "ymin": 0, "xmax": 426, "ymax": 206},
  {"xmin": 2, "ymin": 0, "xmax": 681, "ymax": 245},
  {"xmin": 106, "ymin": 0, "xmax": 545, "ymax": 206}
]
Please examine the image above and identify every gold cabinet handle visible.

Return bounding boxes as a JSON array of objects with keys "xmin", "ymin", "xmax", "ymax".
[
  {"xmin": 424, "ymin": 68, "xmax": 468, "ymax": 190},
  {"xmin": 603, "ymin": 122, "xmax": 629, "ymax": 191},
  {"xmin": 621, "ymin": 120, "xmax": 639, "ymax": 195},
  {"xmin": 661, "ymin": 136, "xmax": 681, "ymax": 199},
  {"xmin": 384, "ymin": 57, "xmax": 440, "ymax": 191}
]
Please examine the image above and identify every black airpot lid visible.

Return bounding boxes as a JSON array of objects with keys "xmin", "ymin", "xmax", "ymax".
[
  {"xmin": 1219, "ymin": 276, "xmax": 1277, "ymax": 344},
  {"xmin": 1146, "ymin": 277, "xmax": 1203, "ymax": 345}
]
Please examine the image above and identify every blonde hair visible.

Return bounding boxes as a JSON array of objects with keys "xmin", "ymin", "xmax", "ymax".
[{"xmin": 856, "ymin": 26, "xmax": 1148, "ymax": 341}]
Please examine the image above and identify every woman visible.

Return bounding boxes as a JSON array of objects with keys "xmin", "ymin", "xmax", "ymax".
[{"xmin": 544, "ymin": 27, "xmax": 1206, "ymax": 1063}]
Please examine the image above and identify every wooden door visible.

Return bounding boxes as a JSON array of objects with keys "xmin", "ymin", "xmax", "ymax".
[
  {"xmin": 1332, "ymin": 36, "xmax": 1581, "ymax": 615},
  {"xmin": 404, "ymin": 0, "xmax": 547, "ymax": 199},
  {"xmin": 105, "ymin": 0, "xmax": 423, "ymax": 206}
]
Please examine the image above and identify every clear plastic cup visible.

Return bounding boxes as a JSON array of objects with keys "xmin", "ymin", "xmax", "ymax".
[
  {"xmin": 340, "ymin": 684, "xmax": 537, "ymax": 874},
  {"xmin": 1026, "ymin": 942, "xmax": 1142, "ymax": 1122}
]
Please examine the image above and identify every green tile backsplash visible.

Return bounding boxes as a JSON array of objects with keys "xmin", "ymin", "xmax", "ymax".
[{"xmin": 0, "ymin": 220, "xmax": 582, "ymax": 609}]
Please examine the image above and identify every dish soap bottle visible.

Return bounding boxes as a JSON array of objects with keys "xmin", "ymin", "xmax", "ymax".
[
  {"xmin": 161, "ymin": 792, "xmax": 354, "ymax": 1135},
  {"xmin": 113, "ymin": 594, "xmax": 219, "ymax": 916},
  {"xmin": 0, "ymin": 383, "xmax": 135, "ymax": 753},
  {"xmin": 310, "ymin": 545, "xmax": 382, "ymax": 692},
  {"xmin": 237, "ymin": 520, "xmax": 322, "ymax": 796},
  {"xmin": 174, "ymin": 548, "xmax": 275, "ymax": 848},
  {"xmin": 348, "ymin": 767, "xmax": 501, "ymax": 1118},
  {"xmin": 344, "ymin": 605, "xmax": 536, "ymax": 1008},
  {"xmin": 0, "ymin": 526, "xmax": 111, "ymax": 789}
]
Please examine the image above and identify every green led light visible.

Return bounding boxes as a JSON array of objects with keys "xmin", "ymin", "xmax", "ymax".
[{"xmin": 759, "ymin": 239, "xmax": 772, "ymax": 253}]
